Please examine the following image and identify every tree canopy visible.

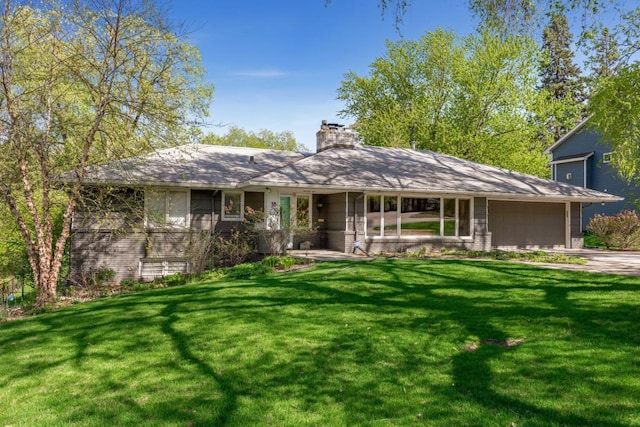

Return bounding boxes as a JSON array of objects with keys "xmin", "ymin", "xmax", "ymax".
[
  {"xmin": 338, "ymin": 28, "xmax": 553, "ymax": 177},
  {"xmin": 0, "ymin": 0, "xmax": 214, "ymax": 306},
  {"xmin": 590, "ymin": 62, "xmax": 640, "ymax": 183},
  {"xmin": 202, "ymin": 126, "xmax": 308, "ymax": 152}
]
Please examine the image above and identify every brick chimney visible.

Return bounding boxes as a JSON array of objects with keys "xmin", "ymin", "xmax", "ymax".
[{"xmin": 316, "ymin": 120, "xmax": 357, "ymax": 152}]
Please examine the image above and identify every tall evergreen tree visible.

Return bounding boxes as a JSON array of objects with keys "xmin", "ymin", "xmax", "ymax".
[
  {"xmin": 540, "ymin": 11, "xmax": 584, "ymax": 140},
  {"xmin": 586, "ymin": 27, "xmax": 620, "ymax": 94}
]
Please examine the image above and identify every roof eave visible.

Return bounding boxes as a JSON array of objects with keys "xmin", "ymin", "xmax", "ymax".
[
  {"xmin": 241, "ymin": 180, "xmax": 622, "ymax": 203},
  {"xmin": 549, "ymin": 152, "xmax": 594, "ymax": 165}
]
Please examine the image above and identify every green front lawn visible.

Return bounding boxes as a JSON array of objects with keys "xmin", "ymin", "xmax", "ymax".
[{"xmin": 1, "ymin": 259, "xmax": 639, "ymax": 426}]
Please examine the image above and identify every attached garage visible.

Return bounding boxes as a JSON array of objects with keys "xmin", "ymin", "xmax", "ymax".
[{"xmin": 488, "ymin": 200, "xmax": 566, "ymax": 249}]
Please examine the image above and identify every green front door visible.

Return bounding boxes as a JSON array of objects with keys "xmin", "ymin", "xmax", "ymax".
[{"xmin": 280, "ymin": 196, "xmax": 292, "ymax": 248}]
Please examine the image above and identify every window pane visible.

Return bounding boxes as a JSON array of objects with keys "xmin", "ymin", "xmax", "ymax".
[
  {"xmin": 366, "ymin": 195, "xmax": 381, "ymax": 236},
  {"xmin": 443, "ymin": 198, "xmax": 456, "ymax": 236},
  {"xmin": 147, "ymin": 191, "xmax": 166, "ymax": 227},
  {"xmin": 400, "ymin": 197, "xmax": 441, "ymax": 236},
  {"xmin": 168, "ymin": 191, "xmax": 188, "ymax": 227},
  {"xmin": 296, "ymin": 196, "xmax": 310, "ymax": 228},
  {"xmin": 383, "ymin": 196, "xmax": 398, "ymax": 237},
  {"xmin": 224, "ymin": 192, "xmax": 241, "ymax": 219},
  {"xmin": 458, "ymin": 199, "xmax": 471, "ymax": 236}
]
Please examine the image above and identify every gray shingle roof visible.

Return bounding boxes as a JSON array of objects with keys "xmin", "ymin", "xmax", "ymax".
[
  {"xmin": 80, "ymin": 143, "xmax": 621, "ymax": 203},
  {"xmin": 81, "ymin": 144, "xmax": 307, "ymax": 188},
  {"xmin": 245, "ymin": 145, "xmax": 621, "ymax": 203}
]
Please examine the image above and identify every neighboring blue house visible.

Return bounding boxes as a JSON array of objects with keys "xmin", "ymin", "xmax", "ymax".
[{"xmin": 545, "ymin": 117, "xmax": 638, "ymax": 229}]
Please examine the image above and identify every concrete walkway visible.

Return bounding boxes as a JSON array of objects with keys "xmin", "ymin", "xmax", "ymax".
[
  {"xmin": 289, "ymin": 248, "xmax": 640, "ymax": 277},
  {"xmin": 289, "ymin": 249, "xmax": 369, "ymax": 261}
]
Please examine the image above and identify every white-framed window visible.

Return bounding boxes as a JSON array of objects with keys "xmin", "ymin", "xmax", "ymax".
[
  {"xmin": 366, "ymin": 194, "xmax": 472, "ymax": 238},
  {"xmin": 222, "ymin": 191, "xmax": 243, "ymax": 221},
  {"xmin": 145, "ymin": 189, "xmax": 189, "ymax": 228},
  {"xmin": 603, "ymin": 152, "xmax": 613, "ymax": 163}
]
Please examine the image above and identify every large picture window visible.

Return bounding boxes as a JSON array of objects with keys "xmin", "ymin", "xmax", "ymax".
[
  {"xmin": 400, "ymin": 197, "xmax": 440, "ymax": 236},
  {"xmin": 146, "ymin": 189, "xmax": 189, "ymax": 228},
  {"xmin": 443, "ymin": 198, "xmax": 456, "ymax": 236},
  {"xmin": 383, "ymin": 196, "xmax": 398, "ymax": 236},
  {"xmin": 366, "ymin": 194, "xmax": 472, "ymax": 238}
]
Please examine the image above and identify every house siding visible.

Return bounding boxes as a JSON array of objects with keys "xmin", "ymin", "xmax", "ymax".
[
  {"xmin": 473, "ymin": 197, "xmax": 491, "ymax": 251},
  {"xmin": 550, "ymin": 127, "xmax": 636, "ymax": 228},
  {"xmin": 555, "ymin": 161, "xmax": 586, "ymax": 188},
  {"xmin": 190, "ymin": 190, "xmax": 215, "ymax": 230},
  {"xmin": 70, "ymin": 231, "xmax": 146, "ymax": 283},
  {"xmin": 324, "ymin": 192, "xmax": 349, "ymax": 252},
  {"xmin": 70, "ymin": 187, "xmax": 263, "ymax": 283},
  {"xmin": 571, "ymin": 202, "xmax": 583, "ymax": 248},
  {"xmin": 245, "ymin": 191, "xmax": 265, "ymax": 212}
]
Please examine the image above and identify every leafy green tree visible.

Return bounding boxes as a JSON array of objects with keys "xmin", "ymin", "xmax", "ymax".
[
  {"xmin": 469, "ymin": 0, "xmax": 619, "ymax": 36},
  {"xmin": 589, "ymin": 8, "xmax": 640, "ymax": 184},
  {"xmin": 0, "ymin": 207, "xmax": 30, "ymax": 285},
  {"xmin": 338, "ymin": 28, "xmax": 552, "ymax": 176},
  {"xmin": 589, "ymin": 63, "xmax": 640, "ymax": 182},
  {"xmin": 202, "ymin": 126, "xmax": 307, "ymax": 151},
  {"xmin": 0, "ymin": 0, "xmax": 213, "ymax": 306},
  {"xmin": 540, "ymin": 11, "xmax": 584, "ymax": 140},
  {"xmin": 355, "ymin": 1, "xmax": 620, "ymax": 35}
]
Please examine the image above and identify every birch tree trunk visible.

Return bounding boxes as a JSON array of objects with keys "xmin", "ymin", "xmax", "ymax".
[{"xmin": 0, "ymin": 0, "xmax": 213, "ymax": 306}]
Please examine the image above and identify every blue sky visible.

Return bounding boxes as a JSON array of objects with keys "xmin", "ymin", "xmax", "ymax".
[{"xmin": 168, "ymin": 1, "xmax": 478, "ymax": 149}]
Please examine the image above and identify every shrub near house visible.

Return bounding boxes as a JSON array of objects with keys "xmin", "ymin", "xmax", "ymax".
[{"xmin": 587, "ymin": 210, "xmax": 640, "ymax": 250}]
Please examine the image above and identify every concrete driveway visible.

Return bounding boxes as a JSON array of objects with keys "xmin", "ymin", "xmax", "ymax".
[
  {"xmin": 291, "ymin": 248, "xmax": 640, "ymax": 277},
  {"xmin": 529, "ymin": 249, "xmax": 640, "ymax": 277}
]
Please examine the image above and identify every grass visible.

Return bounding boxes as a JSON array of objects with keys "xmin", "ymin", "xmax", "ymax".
[
  {"xmin": 1, "ymin": 259, "xmax": 639, "ymax": 426},
  {"xmin": 439, "ymin": 249, "xmax": 588, "ymax": 264}
]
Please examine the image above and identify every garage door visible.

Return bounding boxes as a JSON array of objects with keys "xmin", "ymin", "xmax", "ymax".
[{"xmin": 488, "ymin": 201, "xmax": 565, "ymax": 249}]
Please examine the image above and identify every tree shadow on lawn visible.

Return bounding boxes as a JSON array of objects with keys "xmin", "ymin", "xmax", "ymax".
[{"xmin": 0, "ymin": 259, "xmax": 638, "ymax": 425}]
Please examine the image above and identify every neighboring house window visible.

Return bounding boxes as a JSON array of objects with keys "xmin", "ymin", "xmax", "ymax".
[
  {"xmin": 603, "ymin": 152, "xmax": 613, "ymax": 163},
  {"xmin": 222, "ymin": 191, "xmax": 243, "ymax": 220},
  {"xmin": 145, "ymin": 189, "xmax": 189, "ymax": 228},
  {"xmin": 366, "ymin": 195, "xmax": 472, "ymax": 238}
]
